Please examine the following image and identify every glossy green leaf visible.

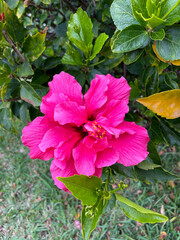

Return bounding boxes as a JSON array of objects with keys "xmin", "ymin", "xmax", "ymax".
[
  {"xmin": 156, "ymin": 26, "xmax": 180, "ymax": 61},
  {"xmin": 145, "ymin": 15, "xmax": 165, "ymax": 29},
  {"xmin": 135, "ymin": 166, "xmax": 180, "ymax": 182},
  {"xmin": 111, "ymin": 163, "xmax": 136, "ymax": 179},
  {"xmin": 0, "ymin": 108, "xmax": 14, "ymax": 131},
  {"xmin": 110, "ymin": 0, "xmax": 139, "ymax": 31},
  {"xmin": 148, "ymin": 117, "xmax": 165, "ymax": 144},
  {"xmin": 147, "ymin": 140, "xmax": 162, "ymax": 164},
  {"xmin": 131, "ymin": 0, "xmax": 150, "ymax": 26},
  {"xmin": 115, "ymin": 193, "xmax": 168, "ymax": 223},
  {"xmin": 41, "ymin": 57, "xmax": 62, "ymax": 70},
  {"xmin": 6, "ymin": 0, "xmax": 19, "ymax": 10},
  {"xmin": 57, "ymin": 175, "xmax": 102, "ymax": 205},
  {"xmin": 149, "ymin": 28, "xmax": 165, "ymax": 40},
  {"xmin": 0, "ymin": 83, "xmax": 9, "ymax": 101},
  {"xmin": 67, "ymin": 8, "xmax": 93, "ymax": 58},
  {"xmin": 90, "ymin": 33, "xmax": 108, "ymax": 60},
  {"xmin": 17, "ymin": 58, "xmax": 34, "ymax": 77},
  {"xmin": 81, "ymin": 198, "xmax": 107, "ymax": 240},
  {"xmin": 112, "ymin": 25, "xmax": 149, "ymax": 53},
  {"xmin": 22, "ymin": 31, "xmax": 46, "ymax": 62},
  {"xmin": 160, "ymin": 119, "xmax": 180, "ymax": 146},
  {"xmin": 129, "ymin": 82, "xmax": 141, "ymax": 100},
  {"xmin": 164, "ymin": 73, "xmax": 179, "ymax": 90},
  {"xmin": 145, "ymin": 67, "xmax": 159, "ymax": 96},
  {"xmin": 123, "ymin": 49, "xmax": 144, "ymax": 65},
  {"xmin": 159, "ymin": 0, "xmax": 180, "ymax": 26},
  {"xmin": 4, "ymin": 2, "xmax": 26, "ymax": 43},
  {"xmin": 62, "ymin": 42, "xmax": 83, "ymax": 65},
  {"xmin": 20, "ymin": 81, "xmax": 42, "ymax": 107}
]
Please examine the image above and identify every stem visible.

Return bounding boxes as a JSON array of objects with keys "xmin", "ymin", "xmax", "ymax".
[
  {"xmin": 89, "ymin": 58, "xmax": 106, "ymax": 67},
  {"xmin": 105, "ymin": 168, "xmax": 110, "ymax": 191},
  {"xmin": 109, "ymin": 187, "xmax": 121, "ymax": 194},
  {"xmin": 29, "ymin": 2, "xmax": 65, "ymax": 19},
  {"xmin": 162, "ymin": 0, "xmax": 180, "ymax": 20},
  {"xmin": 0, "ymin": 98, "xmax": 21, "ymax": 102},
  {"xmin": 3, "ymin": 29, "xmax": 25, "ymax": 63}
]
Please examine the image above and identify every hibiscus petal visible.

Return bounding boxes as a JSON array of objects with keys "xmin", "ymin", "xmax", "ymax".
[
  {"xmin": 106, "ymin": 74, "xmax": 131, "ymax": 103},
  {"xmin": 73, "ymin": 138, "xmax": 97, "ymax": 175},
  {"xmin": 54, "ymin": 99, "xmax": 88, "ymax": 127},
  {"xmin": 49, "ymin": 71, "xmax": 84, "ymax": 104},
  {"xmin": 109, "ymin": 122, "xmax": 149, "ymax": 166},
  {"xmin": 94, "ymin": 167, "xmax": 102, "ymax": 178},
  {"xmin": 95, "ymin": 148, "xmax": 119, "ymax": 168},
  {"xmin": 39, "ymin": 125, "xmax": 76, "ymax": 152},
  {"xmin": 97, "ymin": 99, "xmax": 129, "ymax": 127},
  {"xmin": 21, "ymin": 117, "xmax": 55, "ymax": 160},
  {"xmin": 84, "ymin": 74, "xmax": 109, "ymax": 114},
  {"xmin": 50, "ymin": 158, "xmax": 77, "ymax": 192}
]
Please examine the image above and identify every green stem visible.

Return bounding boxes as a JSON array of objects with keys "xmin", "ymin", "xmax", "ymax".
[
  {"xmin": 89, "ymin": 58, "xmax": 106, "ymax": 67},
  {"xmin": 162, "ymin": 0, "xmax": 180, "ymax": 20},
  {"xmin": 109, "ymin": 187, "xmax": 121, "ymax": 194},
  {"xmin": 105, "ymin": 168, "xmax": 110, "ymax": 191}
]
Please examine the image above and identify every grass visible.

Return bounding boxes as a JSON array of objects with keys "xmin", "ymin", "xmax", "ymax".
[{"xmin": 0, "ymin": 121, "xmax": 180, "ymax": 240}]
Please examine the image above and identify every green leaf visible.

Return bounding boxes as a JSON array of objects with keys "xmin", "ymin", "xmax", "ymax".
[
  {"xmin": 149, "ymin": 28, "xmax": 165, "ymax": 40},
  {"xmin": 90, "ymin": 33, "xmax": 108, "ymax": 61},
  {"xmin": 146, "ymin": 0, "xmax": 158, "ymax": 16},
  {"xmin": 135, "ymin": 166, "xmax": 180, "ymax": 182},
  {"xmin": 17, "ymin": 58, "xmax": 34, "ymax": 77},
  {"xmin": 164, "ymin": 73, "xmax": 179, "ymax": 90},
  {"xmin": 147, "ymin": 140, "xmax": 162, "ymax": 164},
  {"xmin": 67, "ymin": 8, "xmax": 93, "ymax": 58},
  {"xmin": 129, "ymin": 81, "xmax": 141, "ymax": 100},
  {"xmin": 16, "ymin": 1, "xmax": 25, "ymax": 18},
  {"xmin": 0, "ymin": 108, "xmax": 14, "ymax": 131},
  {"xmin": 4, "ymin": 2, "xmax": 26, "ymax": 43},
  {"xmin": 115, "ymin": 193, "xmax": 168, "ymax": 223},
  {"xmin": 123, "ymin": 49, "xmax": 144, "ymax": 65},
  {"xmin": 137, "ymin": 161, "xmax": 160, "ymax": 170},
  {"xmin": 41, "ymin": 57, "xmax": 61, "ymax": 70},
  {"xmin": 0, "ymin": 21, "xmax": 3, "ymax": 41},
  {"xmin": 145, "ymin": 67, "xmax": 159, "ymax": 96},
  {"xmin": 57, "ymin": 175, "xmax": 102, "ymax": 205},
  {"xmin": 41, "ymin": 0, "xmax": 51, "ymax": 4},
  {"xmin": 110, "ymin": 0, "xmax": 139, "ymax": 31},
  {"xmin": 1, "ymin": 83, "xmax": 9, "ymax": 101},
  {"xmin": 81, "ymin": 198, "xmax": 107, "ymax": 240},
  {"xmin": 0, "ymin": 72, "xmax": 11, "ymax": 87},
  {"xmin": 156, "ymin": 26, "xmax": 180, "ymax": 61},
  {"xmin": 159, "ymin": 0, "xmax": 180, "ymax": 26},
  {"xmin": 146, "ymin": 15, "xmax": 165, "ymax": 29},
  {"xmin": 111, "ymin": 25, "xmax": 149, "ymax": 53},
  {"xmin": 160, "ymin": 119, "xmax": 180, "ymax": 146},
  {"xmin": 6, "ymin": 0, "xmax": 19, "ymax": 10},
  {"xmin": 131, "ymin": 0, "xmax": 150, "ymax": 26},
  {"xmin": 148, "ymin": 117, "xmax": 166, "ymax": 144},
  {"xmin": 22, "ymin": 31, "xmax": 46, "ymax": 62},
  {"xmin": 20, "ymin": 81, "xmax": 42, "ymax": 107},
  {"xmin": 62, "ymin": 42, "xmax": 83, "ymax": 65},
  {"xmin": 111, "ymin": 163, "xmax": 136, "ymax": 179}
]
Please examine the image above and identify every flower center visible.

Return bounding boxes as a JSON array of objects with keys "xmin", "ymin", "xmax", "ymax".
[{"xmin": 88, "ymin": 121, "xmax": 106, "ymax": 139}]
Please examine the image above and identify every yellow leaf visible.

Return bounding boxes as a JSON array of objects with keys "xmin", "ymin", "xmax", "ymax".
[
  {"xmin": 152, "ymin": 42, "xmax": 180, "ymax": 66},
  {"xmin": 137, "ymin": 90, "xmax": 180, "ymax": 119}
]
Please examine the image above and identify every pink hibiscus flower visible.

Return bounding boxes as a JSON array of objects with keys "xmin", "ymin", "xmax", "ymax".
[{"xmin": 22, "ymin": 72, "xmax": 149, "ymax": 191}]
